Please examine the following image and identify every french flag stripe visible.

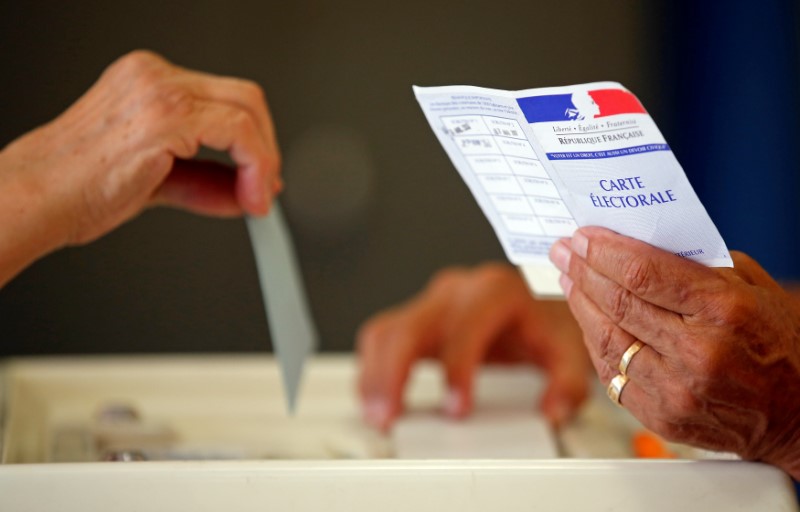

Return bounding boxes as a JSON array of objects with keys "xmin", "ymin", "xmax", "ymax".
[
  {"xmin": 588, "ymin": 89, "xmax": 647, "ymax": 117},
  {"xmin": 517, "ymin": 89, "xmax": 646, "ymax": 123}
]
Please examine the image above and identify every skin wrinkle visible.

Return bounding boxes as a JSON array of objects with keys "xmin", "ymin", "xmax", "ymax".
[
  {"xmin": 761, "ymin": 359, "xmax": 800, "ymax": 462},
  {"xmin": 669, "ymin": 421, "xmax": 745, "ymax": 453},
  {"xmin": 608, "ymin": 283, "xmax": 634, "ymax": 326},
  {"xmin": 620, "ymin": 254, "xmax": 657, "ymax": 299},
  {"xmin": 770, "ymin": 408, "xmax": 800, "ymax": 473},
  {"xmin": 592, "ymin": 317, "xmax": 615, "ymax": 363},
  {"xmin": 701, "ymin": 389, "xmax": 766, "ymax": 451},
  {"xmin": 553, "ymin": 227, "xmax": 800, "ymax": 479},
  {"xmin": 679, "ymin": 293, "xmax": 795, "ymax": 459}
]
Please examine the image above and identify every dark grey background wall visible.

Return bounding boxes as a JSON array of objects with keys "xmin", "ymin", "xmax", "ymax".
[{"xmin": 0, "ymin": 1, "xmax": 656, "ymax": 355}]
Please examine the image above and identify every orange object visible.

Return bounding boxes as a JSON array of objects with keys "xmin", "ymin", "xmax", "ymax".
[{"xmin": 632, "ymin": 430, "xmax": 676, "ymax": 459}]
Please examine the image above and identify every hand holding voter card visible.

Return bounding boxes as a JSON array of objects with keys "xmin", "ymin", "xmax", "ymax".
[
  {"xmin": 408, "ymin": 83, "xmax": 800, "ymax": 478},
  {"xmin": 413, "ymin": 82, "xmax": 731, "ymax": 296}
]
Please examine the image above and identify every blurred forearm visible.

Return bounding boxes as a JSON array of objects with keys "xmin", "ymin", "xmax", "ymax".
[{"xmin": 0, "ymin": 136, "xmax": 68, "ymax": 288}]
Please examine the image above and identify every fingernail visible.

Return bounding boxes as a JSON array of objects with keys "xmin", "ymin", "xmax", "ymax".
[
  {"xmin": 549, "ymin": 241, "xmax": 572, "ymax": 273},
  {"xmin": 559, "ymin": 273, "xmax": 573, "ymax": 298},
  {"xmin": 264, "ymin": 182, "xmax": 274, "ymax": 209},
  {"xmin": 365, "ymin": 398, "xmax": 390, "ymax": 429},
  {"xmin": 444, "ymin": 388, "xmax": 465, "ymax": 418},
  {"xmin": 262, "ymin": 192, "xmax": 273, "ymax": 215},
  {"xmin": 250, "ymin": 184, "xmax": 271, "ymax": 216},
  {"xmin": 571, "ymin": 231, "xmax": 589, "ymax": 259},
  {"xmin": 548, "ymin": 399, "xmax": 571, "ymax": 428}
]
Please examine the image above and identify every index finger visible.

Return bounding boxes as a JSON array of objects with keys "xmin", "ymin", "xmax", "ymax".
[
  {"xmin": 177, "ymin": 71, "xmax": 282, "ymax": 195},
  {"xmin": 163, "ymin": 98, "xmax": 274, "ymax": 215},
  {"xmin": 357, "ymin": 297, "xmax": 444, "ymax": 432},
  {"xmin": 183, "ymin": 73, "xmax": 280, "ymax": 155},
  {"xmin": 566, "ymin": 226, "xmax": 728, "ymax": 315}
]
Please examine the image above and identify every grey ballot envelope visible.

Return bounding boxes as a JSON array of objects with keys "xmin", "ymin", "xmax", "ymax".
[{"xmin": 246, "ymin": 203, "xmax": 318, "ymax": 413}]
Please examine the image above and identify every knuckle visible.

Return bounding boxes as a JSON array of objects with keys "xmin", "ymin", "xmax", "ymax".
[
  {"xmin": 166, "ymin": 133, "xmax": 199, "ymax": 158},
  {"xmin": 620, "ymin": 255, "xmax": 655, "ymax": 296},
  {"xmin": 138, "ymin": 82, "xmax": 195, "ymax": 127},
  {"xmin": 228, "ymin": 108, "xmax": 257, "ymax": 135},
  {"xmin": 726, "ymin": 291, "xmax": 758, "ymax": 324},
  {"xmin": 110, "ymin": 50, "xmax": 168, "ymax": 88},
  {"xmin": 608, "ymin": 285, "xmax": 634, "ymax": 324},
  {"xmin": 473, "ymin": 263, "xmax": 514, "ymax": 288},
  {"xmin": 677, "ymin": 282, "xmax": 700, "ymax": 308},
  {"xmin": 240, "ymin": 79, "xmax": 266, "ymax": 104},
  {"xmin": 729, "ymin": 250, "xmax": 756, "ymax": 268},
  {"xmin": 707, "ymin": 288, "xmax": 757, "ymax": 328},
  {"xmin": 594, "ymin": 323, "xmax": 616, "ymax": 363},
  {"xmin": 114, "ymin": 50, "xmax": 162, "ymax": 73},
  {"xmin": 428, "ymin": 267, "xmax": 468, "ymax": 292},
  {"xmin": 356, "ymin": 317, "xmax": 391, "ymax": 350}
]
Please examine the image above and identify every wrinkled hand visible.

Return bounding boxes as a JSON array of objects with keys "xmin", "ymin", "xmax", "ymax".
[
  {"xmin": 2, "ymin": 50, "xmax": 280, "ymax": 248},
  {"xmin": 357, "ymin": 263, "xmax": 591, "ymax": 432},
  {"xmin": 550, "ymin": 227, "xmax": 800, "ymax": 478}
]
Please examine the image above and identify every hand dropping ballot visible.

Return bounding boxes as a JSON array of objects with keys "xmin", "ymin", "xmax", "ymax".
[{"xmin": 413, "ymin": 83, "xmax": 732, "ymax": 297}]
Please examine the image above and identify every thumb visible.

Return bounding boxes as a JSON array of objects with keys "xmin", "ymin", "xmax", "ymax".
[{"xmin": 153, "ymin": 158, "xmax": 243, "ymax": 216}]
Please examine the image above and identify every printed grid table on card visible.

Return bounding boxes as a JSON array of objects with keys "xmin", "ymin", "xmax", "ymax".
[{"xmin": 441, "ymin": 114, "xmax": 577, "ymax": 242}]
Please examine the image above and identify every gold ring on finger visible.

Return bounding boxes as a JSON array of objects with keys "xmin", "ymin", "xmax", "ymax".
[
  {"xmin": 619, "ymin": 340, "xmax": 645, "ymax": 377},
  {"xmin": 607, "ymin": 374, "xmax": 629, "ymax": 407}
]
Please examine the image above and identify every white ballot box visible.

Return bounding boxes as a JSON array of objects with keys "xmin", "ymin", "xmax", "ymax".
[{"xmin": 1, "ymin": 355, "xmax": 797, "ymax": 511}]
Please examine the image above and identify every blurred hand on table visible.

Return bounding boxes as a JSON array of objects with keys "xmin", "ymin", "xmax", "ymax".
[{"xmin": 357, "ymin": 263, "xmax": 592, "ymax": 432}]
